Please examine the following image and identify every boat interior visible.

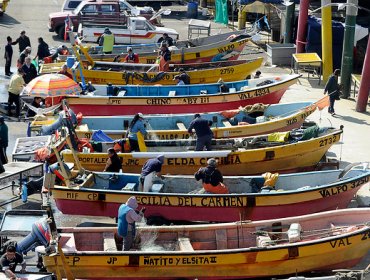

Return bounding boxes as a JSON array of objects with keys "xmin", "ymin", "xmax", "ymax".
[
  {"xmin": 74, "ymin": 163, "xmax": 369, "ymax": 195},
  {"xmin": 57, "ymin": 209, "xmax": 369, "ymax": 252}
]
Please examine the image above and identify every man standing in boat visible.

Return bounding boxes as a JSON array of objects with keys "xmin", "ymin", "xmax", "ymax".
[
  {"xmin": 157, "ymin": 43, "xmax": 171, "ymax": 72},
  {"xmin": 187, "ymin": 113, "xmax": 213, "ymax": 151},
  {"xmin": 140, "ymin": 155, "xmax": 165, "ymax": 192},
  {"xmin": 98, "ymin": 28, "xmax": 115, "ymax": 55},
  {"xmin": 195, "ymin": 158, "xmax": 229, "ymax": 194},
  {"xmin": 117, "ymin": 196, "xmax": 145, "ymax": 251},
  {"xmin": 127, "ymin": 113, "xmax": 147, "ymax": 152}
]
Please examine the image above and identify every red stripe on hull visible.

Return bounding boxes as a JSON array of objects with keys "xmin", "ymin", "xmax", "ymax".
[
  {"xmin": 70, "ymin": 89, "xmax": 286, "ymax": 116},
  {"xmin": 55, "ymin": 186, "xmax": 357, "ymax": 221}
]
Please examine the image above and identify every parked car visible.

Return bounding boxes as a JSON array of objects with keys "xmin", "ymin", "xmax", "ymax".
[{"xmin": 49, "ymin": 0, "xmax": 155, "ymax": 39}]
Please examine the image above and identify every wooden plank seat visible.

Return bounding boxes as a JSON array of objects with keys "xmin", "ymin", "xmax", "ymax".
[
  {"xmin": 176, "ymin": 122, "xmax": 187, "ymax": 130},
  {"xmin": 103, "ymin": 232, "xmax": 117, "ymax": 251},
  {"xmin": 178, "ymin": 237, "xmax": 194, "ymax": 251},
  {"xmin": 222, "ymin": 120, "xmax": 233, "ymax": 127}
]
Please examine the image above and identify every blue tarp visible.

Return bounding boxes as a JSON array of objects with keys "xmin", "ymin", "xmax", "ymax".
[{"xmin": 305, "ymin": 16, "xmax": 345, "ymax": 70}]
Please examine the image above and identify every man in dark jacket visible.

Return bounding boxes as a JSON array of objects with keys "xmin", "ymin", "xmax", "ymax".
[
  {"xmin": 187, "ymin": 113, "xmax": 213, "ymax": 151},
  {"xmin": 140, "ymin": 155, "xmax": 164, "ymax": 192},
  {"xmin": 4, "ymin": 36, "xmax": 13, "ymax": 76},
  {"xmin": 157, "ymin": 33, "xmax": 174, "ymax": 47},
  {"xmin": 324, "ymin": 69, "xmax": 341, "ymax": 115},
  {"xmin": 22, "ymin": 56, "xmax": 38, "ymax": 84},
  {"xmin": 12, "ymin": 30, "xmax": 31, "ymax": 53},
  {"xmin": 36, "ymin": 37, "xmax": 50, "ymax": 61},
  {"xmin": 194, "ymin": 158, "xmax": 228, "ymax": 194},
  {"xmin": 0, "ymin": 116, "xmax": 8, "ymax": 164}
]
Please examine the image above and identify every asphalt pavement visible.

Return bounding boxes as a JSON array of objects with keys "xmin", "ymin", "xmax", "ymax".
[{"xmin": 0, "ymin": 0, "xmax": 370, "ymax": 276}]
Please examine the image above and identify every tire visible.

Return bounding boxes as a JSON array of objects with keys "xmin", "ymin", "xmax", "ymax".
[{"xmin": 57, "ymin": 26, "xmax": 66, "ymax": 40}]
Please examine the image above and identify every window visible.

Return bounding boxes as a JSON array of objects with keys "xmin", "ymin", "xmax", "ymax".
[{"xmin": 136, "ymin": 20, "xmax": 146, "ymax": 30}]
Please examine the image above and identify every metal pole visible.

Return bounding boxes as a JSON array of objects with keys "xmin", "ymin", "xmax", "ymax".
[
  {"xmin": 355, "ymin": 34, "xmax": 370, "ymax": 112},
  {"xmin": 321, "ymin": 0, "xmax": 334, "ymax": 82},
  {"xmin": 284, "ymin": 2, "xmax": 295, "ymax": 44},
  {"xmin": 340, "ymin": 0, "xmax": 358, "ymax": 99},
  {"xmin": 296, "ymin": 0, "xmax": 310, "ymax": 53}
]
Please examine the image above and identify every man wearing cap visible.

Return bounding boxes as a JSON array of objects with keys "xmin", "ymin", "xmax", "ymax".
[
  {"xmin": 124, "ymin": 47, "xmax": 139, "ymax": 63},
  {"xmin": 103, "ymin": 148, "xmax": 122, "ymax": 172},
  {"xmin": 0, "ymin": 116, "xmax": 8, "ymax": 164},
  {"xmin": 157, "ymin": 33, "xmax": 174, "ymax": 47},
  {"xmin": 12, "ymin": 31, "xmax": 31, "ymax": 53},
  {"xmin": 195, "ymin": 158, "xmax": 229, "ymax": 194},
  {"xmin": 8, "ymin": 68, "xmax": 26, "ymax": 120},
  {"xmin": 99, "ymin": 28, "xmax": 115, "ymax": 54},
  {"xmin": 187, "ymin": 113, "xmax": 213, "ymax": 151},
  {"xmin": 140, "ymin": 155, "xmax": 165, "ymax": 192},
  {"xmin": 127, "ymin": 113, "xmax": 147, "ymax": 152},
  {"xmin": 178, "ymin": 68, "xmax": 190, "ymax": 85}
]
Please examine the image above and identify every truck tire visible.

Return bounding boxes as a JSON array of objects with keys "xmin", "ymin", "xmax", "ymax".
[{"xmin": 57, "ymin": 26, "xmax": 65, "ymax": 40}]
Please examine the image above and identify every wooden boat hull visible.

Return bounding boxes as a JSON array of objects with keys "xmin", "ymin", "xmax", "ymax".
[
  {"xmin": 74, "ymin": 57, "xmax": 263, "ymax": 85},
  {"xmin": 67, "ymin": 74, "xmax": 298, "ymax": 116},
  {"xmin": 42, "ymin": 209, "xmax": 370, "ymax": 279},
  {"xmin": 52, "ymin": 166, "xmax": 370, "ymax": 220},
  {"xmin": 61, "ymin": 128, "xmax": 343, "ymax": 175},
  {"xmin": 73, "ymin": 101, "xmax": 316, "ymax": 140},
  {"xmin": 62, "ymin": 38, "xmax": 250, "ymax": 64}
]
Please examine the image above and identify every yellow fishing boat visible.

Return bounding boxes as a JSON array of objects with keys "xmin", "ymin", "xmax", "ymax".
[
  {"xmin": 75, "ymin": 58, "xmax": 263, "ymax": 85},
  {"xmin": 41, "ymin": 208, "xmax": 370, "ymax": 279},
  {"xmin": 59, "ymin": 37, "xmax": 251, "ymax": 64},
  {"xmin": 61, "ymin": 126, "xmax": 343, "ymax": 175}
]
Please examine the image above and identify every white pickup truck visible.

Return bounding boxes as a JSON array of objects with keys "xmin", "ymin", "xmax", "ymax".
[{"xmin": 78, "ymin": 16, "xmax": 179, "ymax": 45}]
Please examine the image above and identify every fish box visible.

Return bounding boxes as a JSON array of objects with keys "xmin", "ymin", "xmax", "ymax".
[
  {"xmin": 12, "ymin": 136, "xmax": 51, "ymax": 161},
  {"xmin": 266, "ymin": 43, "xmax": 296, "ymax": 66}
]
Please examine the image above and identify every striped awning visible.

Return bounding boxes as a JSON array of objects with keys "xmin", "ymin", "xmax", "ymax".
[{"xmin": 22, "ymin": 74, "xmax": 80, "ymax": 97}]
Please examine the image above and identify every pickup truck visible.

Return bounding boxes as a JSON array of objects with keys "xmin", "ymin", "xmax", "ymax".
[
  {"xmin": 78, "ymin": 16, "xmax": 178, "ymax": 44},
  {"xmin": 49, "ymin": 0, "xmax": 155, "ymax": 39}
]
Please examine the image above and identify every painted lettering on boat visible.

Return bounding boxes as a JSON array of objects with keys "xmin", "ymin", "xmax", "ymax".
[
  {"xmin": 300, "ymin": 110, "xmax": 313, "ymax": 120},
  {"xmin": 143, "ymin": 256, "xmax": 217, "ymax": 266},
  {"xmin": 110, "ymin": 99, "xmax": 121, "ymax": 105},
  {"xmin": 146, "ymin": 59, "xmax": 156, "ymax": 64},
  {"xmin": 286, "ymin": 117, "xmax": 298, "ymax": 126},
  {"xmin": 149, "ymin": 134, "xmax": 190, "ymax": 140},
  {"xmin": 329, "ymin": 237, "xmax": 351, "ymax": 248},
  {"xmin": 319, "ymin": 135, "xmax": 338, "ymax": 147},
  {"xmin": 137, "ymin": 195, "xmax": 246, "ymax": 207},
  {"xmin": 67, "ymin": 192, "xmax": 79, "ymax": 200},
  {"xmin": 319, "ymin": 184, "xmax": 348, "ymax": 198},
  {"xmin": 67, "ymin": 256, "xmax": 80, "ymax": 266},
  {"xmin": 123, "ymin": 158, "xmax": 140, "ymax": 166},
  {"xmin": 107, "ymin": 257, "xmax": 118, "ymax": 264},
  {"xmin": 180, "ymin": 97, "xmax": 210, "ymax": 105},
  {"xmin": 167, "ymin": 155, "xmax": 241, "ymax": 166},
  {"xmin": 78, "ymin": 157, "xmax": 108, "ymax": 164},
  {"xmin": 84, "ymin": 132, "xmax": 92, "ymax": 139},
  {"xmin": 220, "ymin": 68, "xmax": 234, "ymax": 75},
  {"xmin": 255, "ymin": 88, "xmax": 270, "ymax": 96},
  {"xmin": 217, "ymin": 44, "xmax": 235, "ymax": 54},
  {"xmin": 146, "ymin": 98, "xmax": 171, "ymax": 105},
  {"xmin": 88, "ymin": 193, "xmax": 99, "ymax": 200}
]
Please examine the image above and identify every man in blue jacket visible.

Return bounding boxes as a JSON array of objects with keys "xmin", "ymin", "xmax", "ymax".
[{"xmin": 187, "ymin": 114, "xmax": 213, "ymax": 151}]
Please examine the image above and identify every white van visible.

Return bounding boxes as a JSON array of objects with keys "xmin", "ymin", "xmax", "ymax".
[{"xmin": 62, "ymin": 0, "xmax": 155, "ymax": 13}]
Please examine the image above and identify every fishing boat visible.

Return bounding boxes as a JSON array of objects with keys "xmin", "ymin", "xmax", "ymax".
[
  {"xmin": 71, "ymin": 57, "xmax": 264, "ymax": 85},
  {"xmin": 61, "ymin": 125, "xmax": 343, "ymax": 175},
  {"xmin": 59, "ymin": 37, "xmax": 252, "ymax": 64},
  {"xmin": 72, "ymin": 101, "xmax": 318, "ymax": 140},
  {"xmin": 66, "ymin": 74, "xmax": 299, "ymax": 116},
  {"xmin": 51, "ymin": 163, "xmax": 370, "ymax": 221},
  {"xmin": 40, "ymin": 208, "xmax": 370, "ymax": 279}
]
